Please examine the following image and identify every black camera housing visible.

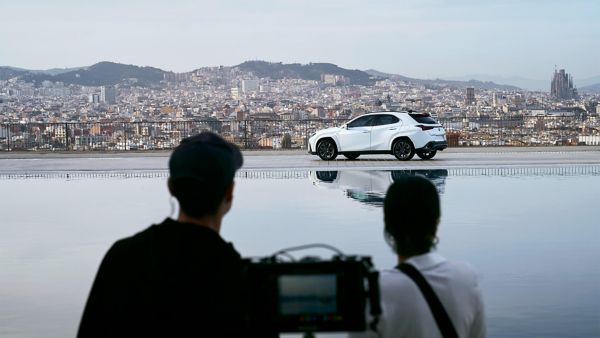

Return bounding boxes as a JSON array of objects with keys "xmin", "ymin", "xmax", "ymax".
[{"xmin": 243, "ymin": 256, "xmax": 379, "ymax": 333}]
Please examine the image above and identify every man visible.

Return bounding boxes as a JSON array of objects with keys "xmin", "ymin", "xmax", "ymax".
[
  {"xmin": 353, "ymin": 176, "xmax": 485, "ymax": 338},
  {"xmin": 78, "ymin": 132, "xmax": 245, "ymax": 338}
]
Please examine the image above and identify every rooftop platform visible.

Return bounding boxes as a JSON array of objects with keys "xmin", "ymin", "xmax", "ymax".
[{"xmin": 0, "ymin": 147, "xmax": 599, "ymax": 175}]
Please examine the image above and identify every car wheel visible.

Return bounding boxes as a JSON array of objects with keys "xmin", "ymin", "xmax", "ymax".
[
  {"xmin": 416, "ymin": 150, "xmax": 437, "ymax": 160},
  {"xmin": 392, "ymin": 139, "xmax": 415, "ymax": 161},
  {"xmin": 316, "ymin": 171, "xmax": 338, "ymax": 182},
  {"xmin": 317, "ymin": 139, "xmax": 338, "ymax": 161},
  {"xmin": 344, "ymin": 154, "xmax": 360, "ymax": 160}
]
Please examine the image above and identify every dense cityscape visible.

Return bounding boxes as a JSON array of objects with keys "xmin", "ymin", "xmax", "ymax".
[{"xmin": 1, "ymin": 62, "xmax": 599, "ymax": 151}]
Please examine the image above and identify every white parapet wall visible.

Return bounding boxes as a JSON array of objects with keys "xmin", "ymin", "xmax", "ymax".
[{"xmin": 579, "ymin": 135, "xmax": 600, "ymax": 145}]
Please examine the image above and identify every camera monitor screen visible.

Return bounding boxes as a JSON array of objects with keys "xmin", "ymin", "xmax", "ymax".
[
  {"xmin": 278, "ymin": 274, "xmax": 337, "ymax": 315},
  {"xmin": 243, "ymin": 259, "xmax": 372, "ymax": 332}
]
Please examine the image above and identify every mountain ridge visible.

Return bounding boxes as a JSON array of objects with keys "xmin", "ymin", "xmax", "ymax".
[
  {"xmin": 235, "ymin": 61, "xmax": 376, "ymax": 86},
  {"xmin": 441, "ymin": 74, "xmax": 600, "ymax": 91},
  {"xmin": 364, "ymin": 69, "xmax": 521, "ymax": 90},
  {"xmin": 0, "ymin": 62, "xmax": 170, "ymax": 86},
  {"xmin": 2, "ymin": 66, "xmax": 86, "ymax": 76},
  {"xmin": 580, "ymin": 83, "xmax": 600, "ymax": 92},
  {"xmin": 1, "ymin": 61, "xmax": 588, "ymax": 91}
]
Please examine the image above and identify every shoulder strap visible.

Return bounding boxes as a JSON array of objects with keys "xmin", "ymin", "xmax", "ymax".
[{"xmin": 397, "ymin": 263, "xmax": 458, "ymax": 338}]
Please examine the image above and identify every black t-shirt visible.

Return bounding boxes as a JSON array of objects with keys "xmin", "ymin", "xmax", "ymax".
[{"xmin": 78, "ymin": 218, "xmax": 244, "ymax": 338}]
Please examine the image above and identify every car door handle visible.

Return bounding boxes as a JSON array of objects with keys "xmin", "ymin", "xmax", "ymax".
[
  {"xmin": 388, "ymin": 127, "xmax": 397, "ymax": 130},
  {"xmin": 361, "ymin": 130, "xmax": 369, "ymax": 133}
]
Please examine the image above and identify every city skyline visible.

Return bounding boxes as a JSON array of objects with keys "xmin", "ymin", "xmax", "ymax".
[
  {"xmin": 1, "ymin": 0, "xmax": 598, "ymax": 81},
  {"xmin": 3, "ymin": 60, "xmax": 599, "ymax": 92},
  {"xmin": 3, "ymin": 54, "xmax": 598, "ymax": 151}
]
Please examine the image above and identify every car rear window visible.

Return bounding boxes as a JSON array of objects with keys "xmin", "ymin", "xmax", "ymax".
[{"xmin": 409, "ymin": 114, "xmax": 438, "ymax": 124}]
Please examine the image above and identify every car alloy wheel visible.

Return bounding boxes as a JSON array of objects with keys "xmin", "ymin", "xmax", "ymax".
[
  {"xmin": 393, "ymin": 139, "xmax": 415, "ymax": 161},
  {"xmin": 317, "ymin": 139, "xmax": 338, "ymax": 161}
]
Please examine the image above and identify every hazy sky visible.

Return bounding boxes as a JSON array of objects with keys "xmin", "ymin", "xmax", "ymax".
[{"xmin": 1, "ymin": 0, "xmax": 598, "ymax": 80}]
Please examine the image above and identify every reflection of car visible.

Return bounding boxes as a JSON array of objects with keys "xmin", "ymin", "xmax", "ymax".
[
  {"xmin": 308, "ymin": 111, "xmax": 447, "ymax": 161},
  {"xmin": 310, "ymin": 170, "xmax": 448, "ymax": 207}
]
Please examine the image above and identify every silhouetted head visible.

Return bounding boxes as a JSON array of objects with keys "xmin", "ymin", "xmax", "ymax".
[
  {"xmin": 168, "ymin": 132, "xmax": 243, "ymax": 219},
  {"xmin": 384, "ymin": 175, "xmax": 440, "ymax": 257}
]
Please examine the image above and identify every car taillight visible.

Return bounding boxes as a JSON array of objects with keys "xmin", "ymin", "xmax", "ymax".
[{"xmin": 416, "ymin": 125, "xmax": 434, "ymax": 131}]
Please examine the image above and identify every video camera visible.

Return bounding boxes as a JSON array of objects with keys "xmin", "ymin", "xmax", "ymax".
[{"xmin": 243, "ymin": 244, "xmax": 381, "ymax": 335}]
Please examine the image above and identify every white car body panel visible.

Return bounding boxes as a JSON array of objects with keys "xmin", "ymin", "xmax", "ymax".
[
  {"xmin": 370, "ymin": 122, "xmax": 399, "ymax": 151},
  {"xmin": 337, "ymin": 126, "xmax": 371, "ymax": 151},
  {"xmin": 308, "ymin": 111, "xmax": 447, "ymax": 160}
]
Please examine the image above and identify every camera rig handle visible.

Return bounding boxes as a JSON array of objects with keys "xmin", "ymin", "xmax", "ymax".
[
  {"xmin": 367, "ymin": 270, "xmax": 382, "ymax": 318},
  {"xmin": 362, "ymin": 258, "xmax": 382, "ymax": 334}
]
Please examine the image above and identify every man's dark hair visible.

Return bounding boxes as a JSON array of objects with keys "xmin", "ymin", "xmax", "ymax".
[
  {"xmin": 170, "ymin": 177, "xmax": 227, "ymax": 218},
  {"xmin": 168, "ymin": 132, "xmax": 243, "ymax": 218},
  {"xmin": 384, "ymin": 175, "xmax": 440, "ymax": 257}
]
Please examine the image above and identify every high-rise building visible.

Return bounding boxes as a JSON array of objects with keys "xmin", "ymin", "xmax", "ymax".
[
  {"xmin": 321, "ymin": 74, "xmax": 347, "ymax": 85},
  {"xmin": 512, "ymin": 93, "xmax": 525, "ymax": 107},
  {"xmin": 492, "ymin": 92, "xmax": 507, "ymax": 107},
  {"xmin": 89, "ymin": 93, "xmax": 100, "ymax": 104},
  {"xmin": 551, "ymin": 68, "xmax": 578, "ymax": 100},
  {"xmin": 241, "ymin": 79, "xmax": 259, "ymax": 93},
  {"xmin": 259, "ymin": 84, "xmax": 270, "ymax": 93},
  {"xmin": 465, "ymin": 87, "xmax": 476, "ymax": 105},
  {"xmin": 100, "ymin": 85, "xmax": 117, "ymax": 104},
  {"xmin": 230, "ymin": 87, "xmax": 240, "ymax": 99}
]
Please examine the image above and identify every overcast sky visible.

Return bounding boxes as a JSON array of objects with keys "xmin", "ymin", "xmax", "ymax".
[{"xmin": 1, "ymin": 0, "xmax": 598, "ymax": 80}]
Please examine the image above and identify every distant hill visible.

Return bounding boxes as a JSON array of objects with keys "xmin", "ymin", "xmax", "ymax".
[
  {"xmin": 1, "ymin": 62, "xmax": 170, "ymax": 86},
  {"xmin": 444, "ymin": 74, "xmax": 547, "ymax": 91},
  {"xmin": 236, "ymin": 61, "xmax": 378, "ymax": 85},
  {"xmin": 6, "ymin": 60, "xmax": 580, "ymax": 91},
  {"xmin": 0, "ymin": 67, "xmax": 29, "ymax": 81},
  {"xmin": 24, "ymin": 62, "xmax": 170, "ymax": 86},
  {"xmin": 578, "ymin": 76, "xmax": 600, "ymax": 88},
  {"xmin": 435, "ymin": 78, "xmax": 520, "ymax": 91},
  {"xmin": 3, "ymin": 66, "xmax": 85, "ymax": 76},
  {"xmin": 365, "ymin": 69, "xmax": 521, "ymax": 91},
  {"xmin": 36, "ymin": 67, "xmax": 86, "ymax": 76},
  {"xmin": 438, "ymin": 74, "xmax": 600, "ymax": 91},
  {"xmin": 580, "ymin": 83, "xmax": 600, "ymax": 92}
]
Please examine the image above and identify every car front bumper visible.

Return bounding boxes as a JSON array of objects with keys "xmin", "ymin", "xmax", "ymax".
[{"xmin": 308, "ymin": 136, "xmax": 318, "ymax": 154}]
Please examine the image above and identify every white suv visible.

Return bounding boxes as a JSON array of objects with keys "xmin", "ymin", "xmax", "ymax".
[{"xmin": 308, "ymin": 111, "xmax": 447, "ymax": 161}]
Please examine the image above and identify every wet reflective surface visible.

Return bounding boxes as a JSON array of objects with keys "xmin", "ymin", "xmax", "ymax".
[
  {"xmin": 310, "ymin": 169, "xmax": 448, "ymax": 207},
  {"xmin": 1, "ymin": 166, "xmax": 599, "ymax": 337}
]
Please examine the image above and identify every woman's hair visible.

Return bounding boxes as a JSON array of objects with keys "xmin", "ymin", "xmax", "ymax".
[{"xmin": 383, "ymin": 176, "xmax": 440, "ymax": 257}]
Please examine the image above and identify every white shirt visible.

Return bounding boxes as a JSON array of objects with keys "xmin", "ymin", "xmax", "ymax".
[{"xmin": 350, "ymin": 252, "xmax": 485, "ymax": 338}]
